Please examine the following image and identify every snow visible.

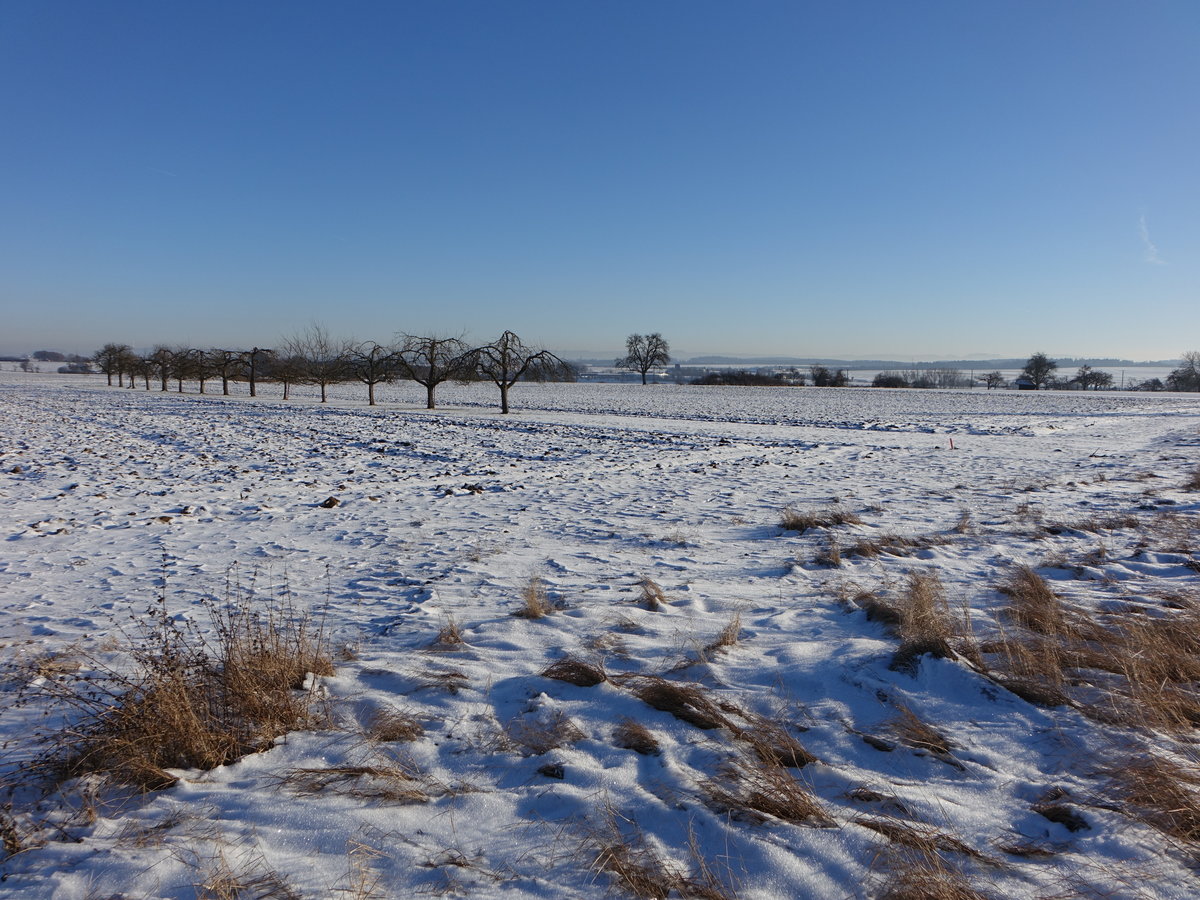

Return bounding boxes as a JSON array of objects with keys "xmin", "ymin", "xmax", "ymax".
[{"xmin": 2, "ymin": 371, "xmax": 1199, "ymax": 898}]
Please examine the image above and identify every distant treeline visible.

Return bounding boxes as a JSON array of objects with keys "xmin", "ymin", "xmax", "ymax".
[{"xmin": 90, "ymin": 328, "xmax": 579, "ymax": 413}]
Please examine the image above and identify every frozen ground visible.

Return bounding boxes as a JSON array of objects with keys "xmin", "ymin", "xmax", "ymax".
[{"xmin": 2, "ymin": 372, "xmax": 1199, "ymax": 898}]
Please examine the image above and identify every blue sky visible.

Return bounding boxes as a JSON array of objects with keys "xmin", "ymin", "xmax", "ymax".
[{"xmin": 1, "ymin": 1, "xmax": 1196, "ymax": 361}]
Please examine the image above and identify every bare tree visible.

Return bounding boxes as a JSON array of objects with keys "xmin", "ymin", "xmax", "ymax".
[
  {"xmin": 209, "ymin": 349, "xmax": 246, "ymax": 396},
  {"xmin": 264, "ymin": 351, "xmax": 305, "ymax": 400},
  {"xmin": 981, "ymin": 371, "xmax": 1006, "ymax": 390},
  {"xmin": 150, "ymin": 346, "xmax": 174, "ymax": 392},
  {"xmin": 348, "ymin": 340, "xmax": 399, "ymax": 406},
  {"xmin": 470, "ymin": 331, "xmax": 570, "ymax": 414},
  {"xmin": 280, "ymin": 323, "xmax": 350, "ymax": 403},
  {"xmin": 617, "ymin": 333, "xmax": 671, "ymax": 384},
  {"xmin": 169, "ymin": 345, "xmax": 200, "ymax": 393},
  {"xmin": 245, "ymin": 347, "xmax": 273, "ymax": 397},
  {"xmin": 395, "ymin": 334, "xmax": 472, "ymax": 409},
  {"xmin": 133, "ymin": 354, "xmax": 153, "ymax": 390},
  {"xmin": 93, "ymin": 343, "xmax": 131, "ymax": 386}
]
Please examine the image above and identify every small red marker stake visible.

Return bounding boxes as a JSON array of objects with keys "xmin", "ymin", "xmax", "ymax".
[{"xmin": 949, "ymin": 438, "xmax": 955, "ymax": 450}]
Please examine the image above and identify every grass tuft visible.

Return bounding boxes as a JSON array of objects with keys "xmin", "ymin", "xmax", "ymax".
[
  {"xmin": 623, "ymin": 676, "xmax": 733, "ymax": 731},
  {"xmin": 886, "ymin": 704, "xmax": 953, "ymax": 756},
  {"xmin": 583, "ymin": 802, "xmax": 735, "ymax": 899},
  {"xmin": 542, "ymin": 655, "xmax": 606, "ymax": 687},
  {"xmin": 781, "ymin": 505, "xmax": 862, "ymax": 533},
  {"xmin": 19, "ymin": 586, "xmax": 332, "ymax": 792},
  {"xmin": 999, "ymin": 566, "xmax": 1067, "ymax": 636},
  {"xmin": 514, "ymin": 575, "xmax": 553, "ymax": 619},
  {"xmin": 703, "ymin": 751, "xmax": 832, "ymax": 826},
  {"xmin": 431, "ymin": 617, "xmax": 465, "ymax": 649},
  {"xmin": 704, "ymin": 613, "xmax": 743, "ymax": 653},
  {"xmin": 612, "ymin": 718, "xmax": 661, "ymax": 756},
  {"xmin": 638, "ymin": 577, "xmax": 668, "ymax": 610},
  {"xmin": 1104, "ymin": 753, "xmax": 1200, "ymax": 849},
  {"xmin": 365, "ymin": 706, "xmax": 425, "ymax": 742},
  {"xmin": 890, "ymin": 572, "xmax": 957, "ymax": 674}
]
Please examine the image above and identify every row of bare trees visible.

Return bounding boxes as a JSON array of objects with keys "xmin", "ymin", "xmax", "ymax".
[{"xmin": 93, "ymin": 329, "xmax": 575, "ymax": 413}]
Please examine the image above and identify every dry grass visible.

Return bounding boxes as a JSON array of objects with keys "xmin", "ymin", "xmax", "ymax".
[
  {"xmin": 185, "ymin": 845, "xmax": 302, "ymax": 900},
  {"xmin": 416, "ymin": 668, "xmax": 469, "ymax": 694},
  {"xmin": 738, "ymin": 716, "xmax": 816, "ymax": 768},
  {"xmin": 514, "ymin": 574, "xmax": 553, "ymax": 619},
  {"xmin": 813, "ymin": 533, "xmax": 842, "ymax": 567},
  {"xmin": 781, "ymin": 505, "xmax": 862, "ymax": 533},
  {"xmin": 703, "ymin": 751, "xmax": 832, "ymax": 826},
  {"xmin": 505, "ymin": 709, "xmax": 585, "ymax": 756},
  {"xmin": 281, "ymin": 763, "xmax": 431, "ymax": 804},
  {"xmin": 613, "ymin": 718, "xmax": 661, "ymax": 756},
  {"xmin": 890, "ymin": 572, "xmax": 958, "ymax": 674},
  {"xmin": 843, "ymin": 533, "xmax": 951, "ymax": 560},
  {"xmin": 980, "ymin": 633, "xmax": 1070, "ymax": 708},
  {"xmin": 18, "ymin": 588, "xmax": 332, "ymax": 792},
  {"xmin": 852, "ymin": 590, "xmax": 902, "ymax": 631},
  {"xmin": 1, "ymin": 809, "xmax": 24, "ymax": 859},
  {"xmin": 583, "ymin": 803, "xmax": 735, "ymax": 899},
  {"xmin": 704, "ymin": 613, "xmax": 743, "ymax": 653},
  {"xmin": 886, "ymin": 704, "xmax": 953, "ymax": 756},
  {"xmin": 431, "ymin": 617, "xmax": 465, "ymax": 650},
  {"xmin": 638, "ymin": 577, "xmax": 669, "ymax": 610},
  {"xmin": 542, "ymin": 656, "xmax": 607, "ymax": 687},
  {"xmin": 339, "ymin": 839, "xmax": 386, "ymax": 900},
  {"xmin": 622, "ymin": 676, "xmax": 734, "ymax": 731},
  {"xmin": 856, "ymin": 816, "xmax": 990, "ymax": 862},
  {"xmin": 952, "ymin": 509, "xmax": 973, "ymax": 534},
  {"xmin": 365, "ymin": 706, "xmax": 425, "ymax": 742},
  {"xmin": 998, "ymin": 565, "xmax": 1067, "ymax": 636},
  {"xmin": 874, "ymin": 847, "xmax": 991, "ymax": 900},
  {"xmin": 1104, "ymin": 753, "xmax": 1200, "ymax": 850},
  {"xmin": 1041, "ymin": 515, "xmax": 1140, "ymax": 535}
]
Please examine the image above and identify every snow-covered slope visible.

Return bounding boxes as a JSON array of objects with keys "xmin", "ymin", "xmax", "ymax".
[{"xmin": 2, "ymin": 373, "xmax": 1199, "ymax": 898}]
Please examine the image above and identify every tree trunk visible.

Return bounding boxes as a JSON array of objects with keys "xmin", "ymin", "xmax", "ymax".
[
  {"xmin": 222, "ymin": 374, "xmax": 230, "ymax": 395},
  {"xmin": 426, "ymin": 383, "xmax": 436, "ymax": 409},
  {"xmin": 641, "ymin": 370, "xmax": 648, "ymax": 385},
  {"xmin": 368, "ymin": 382, "xmax": 376, "ymax": 406},
  {"xmin": 320, "ymin": 383, "xmax": 327, "ymax": 403},
  {"xmin": 500, "ymin": 383, "xmax": 510, "ymax": 414}
]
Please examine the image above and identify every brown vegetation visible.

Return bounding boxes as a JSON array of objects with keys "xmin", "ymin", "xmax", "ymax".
[
  {"xmin": 781, "ymin": 505, "xmax": 862, "ymax": 533},
  {"xmin": 19, "ymin": 590, "xmax": 332, "ymax": 792}
]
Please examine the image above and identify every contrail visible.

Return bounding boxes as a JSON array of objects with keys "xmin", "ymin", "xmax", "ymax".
[{"xmin": 1139, "ymin": 214, "xmax": 1165, "ymax": 265}]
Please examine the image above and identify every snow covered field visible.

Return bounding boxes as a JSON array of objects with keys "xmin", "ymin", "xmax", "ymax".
[{"xmin": 2, "ymin": 372, "xmax": 1199, "ymax": 899}]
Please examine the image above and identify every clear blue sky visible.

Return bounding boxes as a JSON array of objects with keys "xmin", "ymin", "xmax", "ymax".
[{"xmin": 1, "ymin": 0, "xmax": 1196, "ymax": 360}]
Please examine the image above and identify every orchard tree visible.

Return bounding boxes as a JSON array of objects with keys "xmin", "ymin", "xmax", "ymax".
[
  {"xmin": 981, "ymin": 371, "xmax": 1006, "ymax": 390},
  {"xmin": 209, "ymin": 349, "xmax": 246, "ymax": 396},
  {"xmin": 470, "ymin": 330, "xmax": 570, "ymax": 414},
  {"xmin": 1021, "ymin": 352, "xmax": 1058, "ymax": 390},
  {"xmin": 348, "ymin": 340, "xmax": 399, "ymax": 406},
  {"xmin": 281, "ymin": 323, "xmax": 349, "ymax": 402},
  {"xmin": 618, "ymin": 333, "xmax": 670, "ymax": 384},
  {"xmin": 245, "ymin": 347, "xmax": 273, "ymax": 397},
  {"xmin": 150, "ymin": 346, "xmax": 174, "ymax": 392},
  {"xmin": 93, "ymin": 343, "xmax": 131, "ymax": 386},
  {"xmin": 395, "ymin": 334, "xmax": 472, "ymax": 409}
]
